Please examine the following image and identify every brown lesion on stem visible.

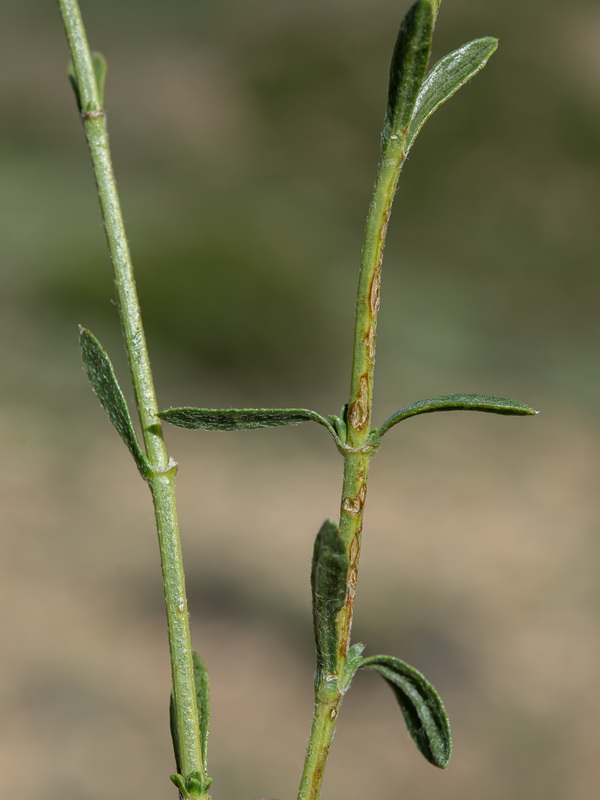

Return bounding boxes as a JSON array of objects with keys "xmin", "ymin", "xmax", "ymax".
[
  {"xmin": 364, "ymin": 324, "xmax": 376, "ymax": 360},
  {"xmin": 347, "ymin": 373, "xmax": 370, "ymax": 431},
  {"xmin": 341, "ymin": 483, "xmax": 367, "ymax": 516},
  {"xmin": 368, "ymin": 266, "xmax": 382, "ymax": 316}
]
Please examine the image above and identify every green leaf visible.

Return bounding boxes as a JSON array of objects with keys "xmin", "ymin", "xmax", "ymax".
[
  {"xmin": 359, "ymin": 654, "xmax": 452, "ymax": 768},
  {"xmin": 383, "ymin": 0, "xmax": 434, "ymax": 147},
  {"xmin": 341, "ymin": 641, "xmax": 366, "ymax": 691},
  {"xmin": 184, "ymin": 770, "xmax": 212, "ymax": 798},
  {"xmin": 372, "ymin": 392, "xmax": 537, "ymax": 443},
  {"xmin": 192, "ymin": 653, "xmax": 210, "ymax": 772},
  {"xmin": 68, "ymin": 51, "xmax": 107, "ymax": 111},
  {"xmin": 91, "ymin": 51, "xmax": 107, "ymax": 107},
  {"xmin": 159, "ymin": 405, "xmax": 340, "ymax": 438},
  {"xmin": 311, "ymin": 520, "xmax": 348, "ymax": 677},
  {"xmin": 170, "ymin": 774, "xmax": 188, "ymax": 797},
  {"xmin": 328, "ymin": 403, "xmax": 349, "ymax": 445},
  {"xmin": 79, "ymin": 328, "xmax": 150, "ymax": 478},
  {"xmin": 169, "ymin": 692, "xmax": 182, "ymax": 776},
  {"xmin": 170, "ymin": 654, "xmax": 211, "ymax": 782},
  {"xmin": 405, "ymin": 37, "xmax": 498, "ymax": 153}
]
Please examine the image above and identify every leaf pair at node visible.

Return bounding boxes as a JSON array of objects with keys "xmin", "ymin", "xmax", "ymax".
[
  {"xmin": 158, "ymin": 394, "xmax": 536, "ymax": 454},
  {"xmin": 310, "ymin": 519, "xmax": 451, "ymax": 768}
]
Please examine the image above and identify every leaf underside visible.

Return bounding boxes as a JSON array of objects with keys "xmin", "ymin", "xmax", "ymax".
[
  {"xmin": 79, "ymin": 328, "xmax": 149, "ymax": 477},
  {"xmin": 374, "ymin": 392, "xmax": 537, "ymax": 441},
  {"xmin": 383, "ymin": 0, "xmax": 434, "ymax": 146},
  {"xmin": 360, "ymin": 654, "xmax": 452, "ymax": 768},
  {"xmin": 311, "ymin": 520, "xmax": 349, "ymax": 676},
  {"xmin": 406, "ymin": 36, "xmax": 498, "ymax": 153}
]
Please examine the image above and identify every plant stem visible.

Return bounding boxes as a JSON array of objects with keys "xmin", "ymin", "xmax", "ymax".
[
  {"xmin": 57, "ymin": 1, "xmax": 207, "ymax": 791},
  {"xmin": 297, "ymin": 129, "xmax": 408, "ymax": 800}
]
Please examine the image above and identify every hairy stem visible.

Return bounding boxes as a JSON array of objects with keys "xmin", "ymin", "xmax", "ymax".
[
  {"xmin": 297, "ymin": 118, "xmax": 409, "ymax": 800},
  {"xmin": 57, "ymin": 1, "xmax": 207, "ymax": 791}
]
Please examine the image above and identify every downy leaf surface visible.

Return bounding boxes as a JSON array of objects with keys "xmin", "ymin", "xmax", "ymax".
[
  {"xmin": 79, "ymin": 328, "xmax": 150, "ymax": 477},
  {"xmin": 311, "ymin": 520, "xmax": 348, "ymax": 677},
  {"xmin": 359, "ymin": 654, "xmax": 452, "ymax": 768},
  {"xmin": 406, "ymin": 37, "xmax": 498, "ymax": 153},
  {"xmin": 383, "ymin": 0, "xmax": 434, "ymax": 147},
  {"xmin": 159, "ymin": 406, "xmax": 338, "ymax": 436},
  {"xmin": 192, "ymin": 652, "xmax": 211, "ymax": 772},
  {"xmin": 170, "ymin": 653, "xmax": 211, "ymax": 782},
  {"xmin": 372, "ymin": 392, "xmax": 537, "ymax": 443}
]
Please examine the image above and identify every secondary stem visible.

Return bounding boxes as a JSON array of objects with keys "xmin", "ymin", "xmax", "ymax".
[
  {"xmin": 297, "ymin": 134, "xmax": 408, "ymax": 800},
  {"xmin": 57, "ymin": 0, "xmax": 206, "ymax": 790}
]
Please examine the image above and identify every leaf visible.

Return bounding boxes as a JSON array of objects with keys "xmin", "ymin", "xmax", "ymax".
[
  {"xmin": 170, "ymin": 654, "xmax": 211, "ymax": 783},
  {"xmin": 91, "ymin": 51, "xmax": 107, "ymax": 107},
  {"xmin": 192, "ymin": 653, "xmax": 210, "ymax": 772},
  {"xmin": 328, "ymin": 403, "xmax": 349, "ymax": 445},
  {"xmin": 405, "ymin": 37, "xmax": 498, "ymax": 153},
  {"xmin": 311, "ymin": 520, "xmax": 348, "ymax": 677},
  {"xmin": 169, "ymin": 691, "xmax": 182, "ymax": 776},
  {"xmin": 382, "ymin": 0, "xmax": 434, "ymax": 147},
  {"xmin": 341, "ymin": 641, "xmax": 366, "ymax": 691},
  {"xmin": 184, "ymin": 770, "xmax": 212, "ymax": 798},
  {"xmin": 79, "ymin": 328, "xmax": 150, "ymax": 477},
  {"xmin": 159, "ymin": 405, "xmax": 339, "ymax": 438},
  {"xmin": 372, "ymin": 392, "xmax": 537, "ymax": 443},
  {"xmin": 359, "ymin": 654, "xmax": 452, "ymax": 768},
  {"xmin": 68, "ymin": 51, "xmax": 107, "ymax": 111}
]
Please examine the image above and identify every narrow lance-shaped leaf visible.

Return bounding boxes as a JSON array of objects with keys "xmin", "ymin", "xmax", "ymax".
[
  {"xmin": 405, "ymin": 37, "xmax": 498, "ymax": 153},
  {"xmin": 371, "ymin": 392, "xmax": 537, "ymax": 444},
  {"xmin": 382, "ymin": 0, "xmax": 434, "ymax": 147},
  {"xmin": 192, "ymin": 652, "xmax": 211, "ymax": 774},
  {"xmin": 311, "ymin": 520, "xmax": 348, "ymax": 677},
  {"xmin": 169, "ymin": 691, "xmax": 182, "ymax": 777},
  {"xmin": 359, "ymin": 654, "xmax": 452, "ymax": 768},
  {"xmin": 170, "ymin": 653, "xmax": 212, "ymax": 789},
  {"xmin": 79, "ymin": 328, "xmax": 150, "ymax": 477},
  {"xmin": 159, "ymin": 405, "xmax": 341, "ymax": 442}
]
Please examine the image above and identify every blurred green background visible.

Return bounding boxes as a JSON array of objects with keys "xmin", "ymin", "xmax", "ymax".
[{"xmin": 2, "ymin": 0, "xmax": 600, "ymax": 798}]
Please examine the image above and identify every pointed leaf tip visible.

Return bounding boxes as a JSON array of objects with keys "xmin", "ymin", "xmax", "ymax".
[
  {"xmin": 79, "ymin": 328, "xmax": 150, "ymax": 477},
  {"xmin": 360, "ymin": 654, "xmax": 452, "ymax": 768},
  {"xmin": 406, "ymin": 36, "xmax": 498, "ymax": 153}
]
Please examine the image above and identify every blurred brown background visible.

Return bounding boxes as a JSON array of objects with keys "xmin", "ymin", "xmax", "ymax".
[{"xmin": 1, "ymin": 1, "xmax": 599, "ymax": 798}]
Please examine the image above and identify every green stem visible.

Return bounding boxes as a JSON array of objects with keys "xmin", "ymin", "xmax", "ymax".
[
  {"xmin": 297, "ymin": 126, "xmax": 408, "ymax": 800},
  {"xmin": 57, "ymin": 1, "xmax": 207, "ymax": 792}
]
